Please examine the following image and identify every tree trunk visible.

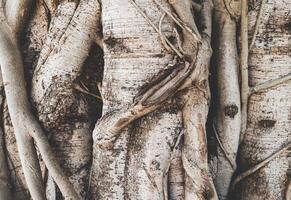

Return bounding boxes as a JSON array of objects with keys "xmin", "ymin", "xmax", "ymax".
[
  {"xmin": 90, "ymin": 1, "xmax": 183, "ymax": 199},
  {"xmin": 234, "ymin": 1, "xmax": 291, "ymax": 199},
  {"xmin": 211, "ymin": 1, "xmax": 241, "ymax": 199},
  {"xmin": 0, "ymin": 0, "xmax": 289, "ymax": 200},
  {"xmin": 31, "ymin": 0, "xmax": 101, "ymax": 198}
]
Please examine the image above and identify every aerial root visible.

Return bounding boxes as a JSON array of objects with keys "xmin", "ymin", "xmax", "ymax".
[
  {"xmin": 250, "ymin": 73, "xmax": 291, "ymax": 94},
  {"xmin": 231, "ymin": 142, "xmax": 290, "ymax": 191}
]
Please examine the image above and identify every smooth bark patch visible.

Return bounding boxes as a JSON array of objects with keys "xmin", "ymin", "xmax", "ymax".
[{"xmin": 224, "ymin": 104, "xmax": 238, "ymax": 118}]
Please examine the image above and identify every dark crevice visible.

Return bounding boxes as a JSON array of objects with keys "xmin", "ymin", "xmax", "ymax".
[
  {"xmin": 283, "ymin": 21, "xmax": 291, "ymax": 32},
  {"xmin": 258, "ymin": 119, "xmax": 276, "ymax": 128},
  {"xmin": 104, "ymin": 36, "xmax": 131, "ymax": 53},
  {"xmin": 224, "ymin": 104, "xmax": 239, "ymax": 118}
]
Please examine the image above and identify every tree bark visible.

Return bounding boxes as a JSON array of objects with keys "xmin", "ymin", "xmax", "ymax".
[
  {"xmin": 0, "ymin": 0, "xmax": 289, "ymax": 199},
  {"xmin": 235, "ymin": 0, "xmax": 291, "ymax": 199},
  {"xmin": 211, "ymin": 1, "xmax": 241, "ymax": 199},
  {"xmin": 90, "ymin": 1, "xmax": 182, "ymax": 199},
  {"xmin": 31, "ymin": 0, "xmax": 101, "ymax": 198}
]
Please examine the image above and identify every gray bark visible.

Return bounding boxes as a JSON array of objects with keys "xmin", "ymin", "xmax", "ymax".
[
  {"xmin": 235, "ymin": 0, "xmax": 290, "ymax": 199},
  {"xmin": 90, "ymin": 1, "xmax": 182, "ymax": 199},
  {"xmin": 211, "ymin": 1, "xmax": 241, "ymax": 199},
  {"xmin": 31, "ymin": 0, "xmax": 101, "ymax": 198},
  {"xmin": 0, "ymin": 0, "xmax": 289, "ymax": 199}
]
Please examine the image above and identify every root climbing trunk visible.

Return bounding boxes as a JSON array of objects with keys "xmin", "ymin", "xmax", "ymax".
[{"xmin": 235, "ymin": 1, "xmax": 291, "ymax": 199}]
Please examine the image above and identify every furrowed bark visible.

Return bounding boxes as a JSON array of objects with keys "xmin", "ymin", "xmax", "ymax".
[
  {"xmin": 235, "ymin": 0, "xmax": 291, "ymax": 199},
  {"xmin": 43, "ymin": 0, "xmax": 58, "ymax": 14},
  {"xmin": 31, "ymin": 0, "xmax": 101, "ymax": 198},
  {"xmin": 212, "ymin": 0, "xmax": 241, "ymax": 199}
]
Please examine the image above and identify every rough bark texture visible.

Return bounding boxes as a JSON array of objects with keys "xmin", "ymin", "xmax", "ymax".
[
  {"xmin": 0, "ymin": 0, "xmax": 289, "ymax": 199},
  {"xmin": 90, "ymin": 1, "xmax": 183, "ymax": 199},
  {"xmin": 3, "ymin": 1, "xmax": 50, "ymax": 198},
  {"xmin": 235, "ymin": 0, "xmax": 291, "ymax": 199},
  {"xmin": 0, "ymin": 75, "xmax": 12, "ymax": 200},
  {"xmin": 0, "ymin": 0, "xmax": 46, "ymax": 199},
  {"xmin": 31, "ymin": 0, "xmax": 101, "ymax": 198}
]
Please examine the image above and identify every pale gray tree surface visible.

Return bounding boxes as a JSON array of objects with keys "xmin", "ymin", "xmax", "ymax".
[{"xmin": 0, "ymin": 0, "xmax": 290, "ymax": 200}]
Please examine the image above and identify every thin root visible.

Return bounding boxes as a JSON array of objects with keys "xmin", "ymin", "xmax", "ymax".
[
  {"xmin": 250, "ymin": 73, "xmax": 291, "ymax": 94},
  {"xmin": 212, "ymin": 121, "xmax": 236, "ymax": 169},
  {"xmin": 231, "ymin": 143, "xmax": 290, "ymax": 190},
  {"xmin": 73, "ymin": 83, "xmax": 102, "ymax": 101}
]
